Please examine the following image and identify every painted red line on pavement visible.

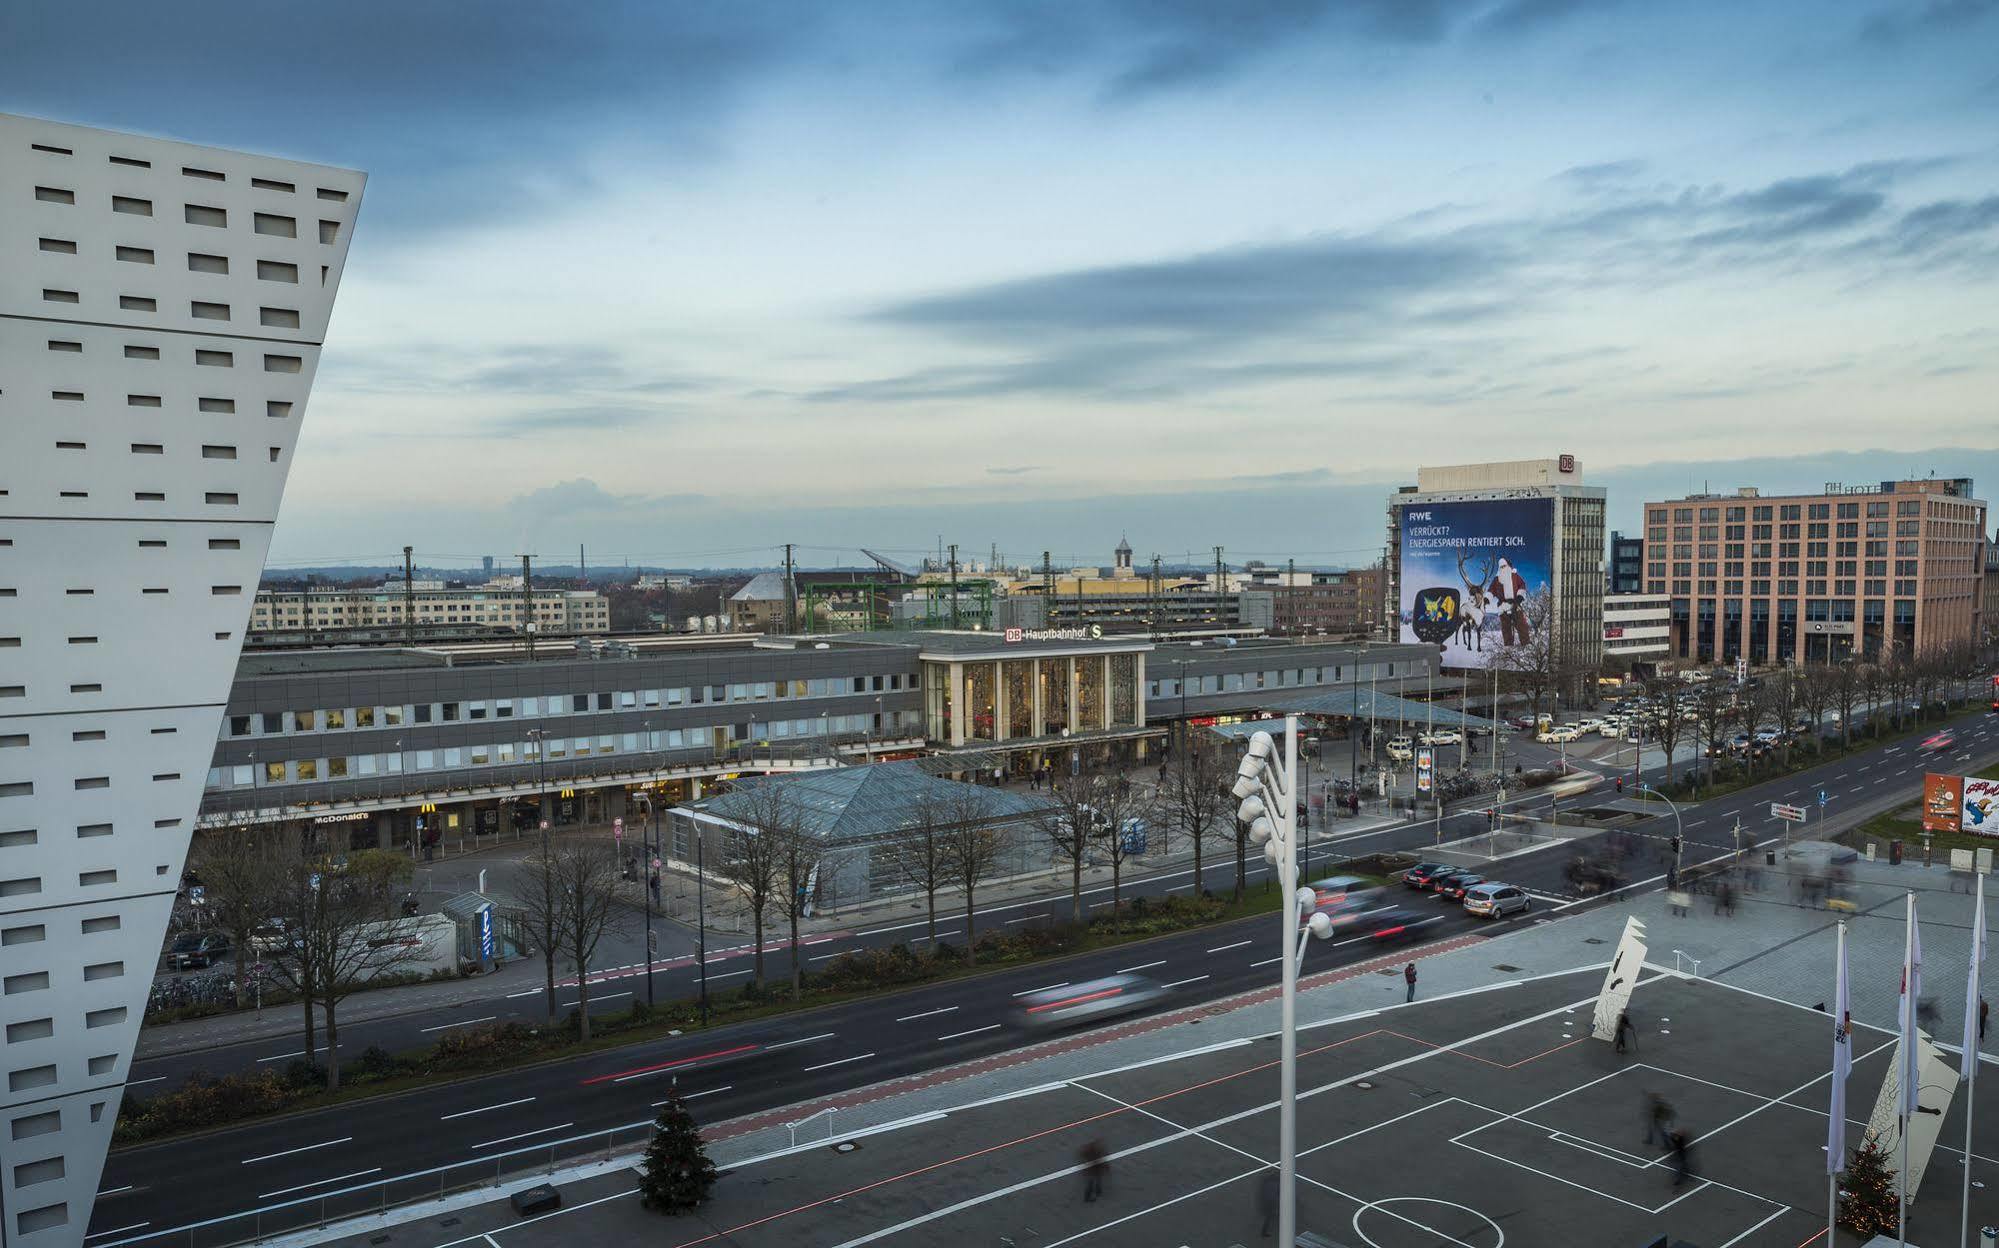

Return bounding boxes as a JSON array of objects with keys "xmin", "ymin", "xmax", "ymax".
[{"xmin": 582, "ymin": 1043, "xmax": 760, "ymax": 1085}]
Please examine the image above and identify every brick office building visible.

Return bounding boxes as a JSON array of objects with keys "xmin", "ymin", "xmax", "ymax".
[{"xmin": 1642, "ymin": 479, "xmax": 1988, "ymax": 666}]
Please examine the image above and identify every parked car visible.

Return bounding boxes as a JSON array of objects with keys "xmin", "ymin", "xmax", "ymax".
[
  {"xmin": 1418, "ymin": 729, "xmax": 1462, "ymax": 747},
  {"xmin": 1402, "ymin": 862, "xmax": 1452, "ymax": 889},
  {"xmin": 249, "ymin": 919, "xmax": 292, "ymax": 955},
  {"xmin": 165, "ymin": 932, "xmax": 231, "ymax": 970},
  {"xmin": 1385, "ymin": 737, "xmax": 1414, "ymax": 762},
  {"xmin": 1574, "ymin": 718, "xmax": 1603, "ymax": 734},
  {"xmin": 1439, "ymin": 873, "xmax": 1487, "ymax": 902},
  {"xmin": 1462, "ymin": 882, "xmax": 1530, "ymax": 919}
]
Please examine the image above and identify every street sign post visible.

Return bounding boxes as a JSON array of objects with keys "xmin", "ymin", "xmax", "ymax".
[
  {"xmin": 613, "ymin": 816, "xmax": 623, "ymax": 845},
  {"xmin": 1771, "ymin": 801, "xmax": 1806, "ymax": 847}
]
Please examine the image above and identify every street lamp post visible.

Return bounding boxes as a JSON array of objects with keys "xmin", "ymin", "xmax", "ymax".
[
  {"xmin": 1637, "ymin": 784, "xmax": 1683, "ymax": 871},
  {"xmin": 641, "ymin": 720, "xmax": 656, "ymax": 1008},
  {"xmin": 1233, "ymin": 718, "xmax": 1335, "ymax": 1247}
]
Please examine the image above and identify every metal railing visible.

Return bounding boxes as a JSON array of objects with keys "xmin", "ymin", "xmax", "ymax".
[
  {"xmin": 787, "ymin": 1106, "xmax": 840, "ymax": 1148},
  {"xmin": 103, "ymin": 1118, "xmax": 658, "ymax": 1248}
]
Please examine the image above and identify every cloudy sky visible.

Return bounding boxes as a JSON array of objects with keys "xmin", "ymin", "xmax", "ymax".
[{"xmin": 7, "ymin": 0, "xmax": 1997, "ymax": 571}]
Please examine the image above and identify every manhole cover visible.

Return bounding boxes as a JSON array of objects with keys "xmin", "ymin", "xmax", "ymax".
[
  {"xmin": 1492, "ymin": 964, "xmax": 1521, "ymax": 973},
  {"xmin": 834, "ymin": 1141, "xmax": 860, "ymax": 1153},
  {"xmin": 1583, "ymin": 937, "xmax": 1607, "ymax": 945},
  {"xmin": 1355, "ymin": 1080, "xmax": 1374, "ymax": 1089}
]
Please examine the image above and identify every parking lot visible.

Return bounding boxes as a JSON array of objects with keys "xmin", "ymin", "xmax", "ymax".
[{"xmin": 327, "ymin": 965, "xmax": 1997, "ymax": 1248}]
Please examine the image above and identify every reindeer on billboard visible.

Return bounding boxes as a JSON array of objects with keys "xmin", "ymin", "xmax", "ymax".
[{"xmin": 1454, "ymin": 549, "xmax": 1494, "ymax": 654}]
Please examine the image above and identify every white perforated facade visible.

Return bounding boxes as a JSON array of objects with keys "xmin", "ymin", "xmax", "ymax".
[{"xmin": 0, "ymin": 114, "xmax": 362, "ymax": 1247}]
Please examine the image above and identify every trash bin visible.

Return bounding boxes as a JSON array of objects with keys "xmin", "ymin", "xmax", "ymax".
[
  {"xmin": 1889, "ymin": 839, "xmax": 1903, "ymax": 865},
  {"xmin": 1765, "ymin": 850, "xmax": 1777, "ymax": 866}
]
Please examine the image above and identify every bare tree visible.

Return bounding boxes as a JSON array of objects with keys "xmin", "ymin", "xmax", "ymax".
[
  {"xmin": 1086, "ymin": 774, "xmax": 1153, "ymax": 934},
  {"xmin": 770, "ymin": 817, "xmax": 829, "ymax": 1000},
  {"xmin": 265, "ymin": 847, "xmax": 424, "ymax": 1090},
  {"xmin": 1833, "ymin": 662, "xmax": 1861, "ymax": 749},
  {"xmin": 1648, "ymin": 681, "xmax": 1687, "ymax": 787},
  {"xmin": 894, "ymin": 791, "xmax": 951, "ymax": 947},
  {"xmin": 1157, "ymin": 729, "xmax": 1231, "ymax": 897},
  {"xmin": 554, "ymin": 842, "xmax": 630, "ymax": 1040},
  {"xmin": 1692, "ymin": 681, "xmax": 1734, "ymax": 794},
  {"xmin": 1794, "ymin": 666, "xmax": 1834, "ymax": 758},
  {"xmin": 188, "ymin": 827, "xmax": 287, "ymax": 1006},
  {"xmin": 1861, "ymin": 661, "xmax": 1887, "ymax": 737},
  {"xmin": 1494, "ymin": 595, "xmax": 1563, "ymax": 721},
  {"xmin": 1766, "ymin": 670, "xmax": 1801, "ymax": 768},
  {"xmin": 718, "ymin": 781, "xmax": 790, "ymax": 987},
  {"xmin": 1037, "ymin": 776, "xmax": 1101, "ymax": 924},
  {"xmin": 938, "ymin": 790, "xmax": 1006, "ymax": 965},
  {"xmin": 1731, "ymin": 679, "xmax": 1766, "ymax": 774},
  {"xmin": 510, "ymin": 838, "xmax": 568, "ymax": 1024}
]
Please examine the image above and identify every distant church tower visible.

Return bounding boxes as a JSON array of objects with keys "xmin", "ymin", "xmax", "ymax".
[{"xmin": 1114, "ymin": 535, "xmax": 1134, "ymax": 578}]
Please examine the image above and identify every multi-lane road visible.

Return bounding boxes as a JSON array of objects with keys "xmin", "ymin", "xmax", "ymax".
[{"xmin": 90, "ymin": 708, "xmax": 1999, "ymax": 1244}]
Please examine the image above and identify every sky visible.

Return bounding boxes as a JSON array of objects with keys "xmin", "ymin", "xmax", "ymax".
[{"xmin": 6, "ymin": 0, "xmax": 1998, "ymax": 572}]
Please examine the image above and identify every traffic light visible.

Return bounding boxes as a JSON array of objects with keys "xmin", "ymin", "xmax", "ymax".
[{"xmin": 1670, "ymin": 835, "xmax": 1682, "ymax": 857}]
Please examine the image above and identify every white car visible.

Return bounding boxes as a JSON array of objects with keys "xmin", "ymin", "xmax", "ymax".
[
  {"xmin": 1384, "ymin": 737, "xmax": 1414, "ymax": 762},
  {"xmin": 1575, "ymin": 719, "xmax": 1603, "ymax": 734},
  {"xmin": 1597, "ymin": 720, "xmax": 1625, "ymax": 737},
  {"xmin": 1418, "ymin": 730, "xmax": 1462, "ymax": 747}
]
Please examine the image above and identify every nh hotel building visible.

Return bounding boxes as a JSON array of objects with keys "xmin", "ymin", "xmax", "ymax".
[{"xmin": 0, "ymin": 114, "xmax": 364, "ymax": 1247}]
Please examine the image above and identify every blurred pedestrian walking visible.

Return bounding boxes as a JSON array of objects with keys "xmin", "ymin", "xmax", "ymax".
[
  {"xmin": 1080, "ymin": 1138, "xmax": 1109, "ymax": 1203},
  {"xmin": 1257, "ymin": 1169, "xmax": 1279, "ymax": 1238}
]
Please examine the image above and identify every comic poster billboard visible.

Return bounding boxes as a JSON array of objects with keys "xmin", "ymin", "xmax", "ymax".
[
  {"xmin": 1922, "ymin": 773, "xmax": 1963, "ymax": 834},
  {"xmin": 1962, "ymin": 777, "xmax": 1999, "ymax": 837},
  {"xmin": 1399, "ymin": 497, "xmax": 1555, "ymax": 670}
]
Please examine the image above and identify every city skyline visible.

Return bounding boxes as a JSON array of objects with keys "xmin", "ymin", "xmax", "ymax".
[{"xmin": 6, "ymin": 0, "xmax": 1997, "ymax": 567}]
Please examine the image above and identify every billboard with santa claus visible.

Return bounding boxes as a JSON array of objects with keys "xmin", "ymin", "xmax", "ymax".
[{"xmin": 1398, "ymin": 497, "xmax": 1556, "ymax": 670}]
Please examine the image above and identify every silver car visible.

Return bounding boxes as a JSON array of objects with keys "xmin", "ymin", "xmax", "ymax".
[
  {"xmin": 1013, "ymin": 975, "xmax": 1171, "ymax": 1030},
  {"xmin": 1462, "ymin": 882, "xmax": 1530, "ymax": 919}
]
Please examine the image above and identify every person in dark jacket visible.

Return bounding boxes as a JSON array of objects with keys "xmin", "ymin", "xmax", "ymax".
[{"xmin": 1080, "ymin": 1138, "xmax": 1109, "ymax": 1203}]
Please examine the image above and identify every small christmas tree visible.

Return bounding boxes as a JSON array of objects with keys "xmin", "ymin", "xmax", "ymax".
[
  {"xmin": 1838, "ymin": 1133, "xmax": 1900, "ymax": 1237},
  {"xmin": 637, "ymin": 1091, "xmax": 718, "ymax": 1214}
]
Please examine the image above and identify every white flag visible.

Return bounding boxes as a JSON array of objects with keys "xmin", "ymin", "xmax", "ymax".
[
  {"xmin": 1965, "ymin": 882, "xmax": 1987, "ymax": 1071},
  {"xmin": 1828, "ymin": 925, "xmax": 1851, "ymax": 1175},
  {"xmin": 1899, "ymin": 898, "xmax": 1924, "ymax": 1120}
]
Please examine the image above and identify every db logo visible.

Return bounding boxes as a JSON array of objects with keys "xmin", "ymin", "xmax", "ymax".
[
  {"xmin": 1004, "ymin": 627, "xmax": 1024, "ymax": 643},
  {"xmin": 1558, "ymin": 453, "xmax": 1576, "ymax": 473}
]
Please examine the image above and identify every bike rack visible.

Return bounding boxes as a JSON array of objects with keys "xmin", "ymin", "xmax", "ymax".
[{"xmin": 787, "ymin": 1106, "xmax": 839, "ymax": 1148}]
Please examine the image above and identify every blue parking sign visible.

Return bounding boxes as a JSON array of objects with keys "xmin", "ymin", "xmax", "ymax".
[
  {"xmin": 479, "ymin": 907, "xmax": 494, "ymax": 959},
  {"xmin": 1817, "ymin": 789, "xmax": 1828, "ymax": 807}
]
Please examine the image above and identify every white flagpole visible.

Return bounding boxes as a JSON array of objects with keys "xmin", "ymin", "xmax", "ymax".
[
  {"xmin": 1962, "ymin": 872, "xmax": 1985, "ymax": 1248},
  {"xmin": 1900, "ymin": 890, "xmax": 1915, "ymax": 1248},
  {"xmin": 1829, "ymin": 918, "xmax": 1849, "ymax": 1246}
]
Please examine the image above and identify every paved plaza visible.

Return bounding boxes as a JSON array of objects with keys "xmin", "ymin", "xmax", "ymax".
[{"xmin": 190, "ymin": 843, "xmax": 1999, "ymax": 1248}]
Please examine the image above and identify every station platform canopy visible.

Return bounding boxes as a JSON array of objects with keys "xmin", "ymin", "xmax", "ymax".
[{"xmin": 1206, "ymin": 686, "xmax": 1500, "ymax": 738}]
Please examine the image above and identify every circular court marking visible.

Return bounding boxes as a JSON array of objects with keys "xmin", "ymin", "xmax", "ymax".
[{"xmin": 1351, "ymin": 1197, "xmax": 1504, "ymax": 1248}]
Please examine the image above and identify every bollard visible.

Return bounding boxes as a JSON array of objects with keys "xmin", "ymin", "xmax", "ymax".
[{"xmin": 1981, "ymin": 1226, "xmax": 1996, "ymax": 1247}]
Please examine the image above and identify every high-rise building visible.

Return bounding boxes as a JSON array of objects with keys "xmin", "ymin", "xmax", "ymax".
[
  {"xmin": 1608, "ymin": 530, "xmax": 1645, "ymax": 595},
  {"xmin": 1385, "ymin": 457, "xmax": 1607, "ymax": 697},
  {"xmin": 1642, "ymin": 480, "xmax": 1988, "ymax": 665},
  {"xmin": 0, "ymin": 114, "xmax": 362, "ymax": 1247}
]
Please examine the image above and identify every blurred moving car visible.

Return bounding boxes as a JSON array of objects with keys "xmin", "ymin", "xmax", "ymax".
[
  {"xmin": 1462, "ymin": 882, "xmax": 1529, "ymax": 918},
  {"xmin": 1346, "ymin": 906, "xmax": 1442, "ymax": 943},
  {"xmin": 165, "ymin": 932, "xmax": 231, "ymax": 970},
  {"xmin": 1301, "ymin": 876, "xmax": 1388, "ymax": 929},
  {"xmin": 1920, "ymin": 730, "xmax": 1956, "ymax": 752},
  {"xmin": 1013, "ymin": 975, "xmax": 1171, "ymax": 1030}
]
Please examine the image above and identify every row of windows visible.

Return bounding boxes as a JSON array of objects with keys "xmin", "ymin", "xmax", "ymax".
[
  {"xmin": 42, "ymin": 439, "xmax": 274, "ymax": 461},
  {"xmin": 207, "ymin": 712, "xmax": 919, "ymax": 790},
  {"xmin": 37, "ymin": 238, "xmax": 306, "ymax": 289},
  {"xmin": 28, "ymin": 139, "xmax": 351, "ymax": 202},
  {"xmin": 31, "ymin": 183, "xmax": 342, "ymax": 240},
  {"xmin": 1149, "ymin": 661, "xmax": 1394, "ymax": 700},
  {"xmin": 224, "ymin": 675, "xmax": 916, "ymax": 738}
]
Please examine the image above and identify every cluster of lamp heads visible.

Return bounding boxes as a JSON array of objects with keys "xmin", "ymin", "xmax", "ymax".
[{"xmin": 1232, "ymin": 730, "xmax": 1335, "ymax": 942}]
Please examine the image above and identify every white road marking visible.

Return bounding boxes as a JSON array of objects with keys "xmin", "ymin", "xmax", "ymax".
[
  {"xmin": 706, "ymin": 969, "xmax": 752, "ymax": 980},
  {"xmin": 656, "ymin": 1085, "xmax": 731, "ymax": 1105},
  {"xmin": 1163, "ymin": 975, "xmax": 1210, "ymax": 989},
  {"xmin": 1118, "ymin": 960, "xmax": 1168, "ymax": 973},
  {"xmin": 764, "ymin": 1032, "xmax": 836, "ymax": 1051},
  {"xmin": 257, "ymin": 1168, "xmax": 381, "ymax": 1200},
  {"xmin": 810, "ymin": 948, "xmax": 861, "ymax": 962},
  {"xmin": 84, "ymin": 1222, "xmax": 149, "ymax": 1241},
  {"xmin": 506, "ymin": 988, "xmax": 543, "ymax": 998},
  {"xmin": 241, "ymin": 1136, "xmax": 353, "ymax": 1165},
  {"xmin": 1250, "ymin": 956, "xmax": 1285, "ymax": 968},
  {"xmin": 1005, "ymin": 915, "xmax": 1043, "ymax": 925},
  {"xmin": 1012, "ymin": 981, "xmax": 1069, "ymax": 997},
  {"xmin": 439, "ymin": 1096, "xmax": 536, "ymax": 1121},
  {"xmin": 419, "ymin": 1015, "xmax": 497, "ymax": 1034},
  {"xmin": 1205, "ymin": 940, "xmax": 1251, "ymax": 954},
  {"xmin": 560, "ymin": 991, "xmax": 631, "ymax": 1008},
  {"xmin": 802, "ymin": 1052, "xmax": 875, "ymax": 1072},
  {"xmin": 255, "ymin": 1044, "xmax": 340, "ymax": 1063},
  {"xmin": 938, "ymin": 1024, "xmax": 1001, "ymax": 1041},
  {"xmin": 468, "ymin": 1122, "xmax": 574, "ymax": 1151},
  {"xmin": 895, "ymin": 1006, "xmax": 958, "ymax": 1022},
  {"xmin": 95, "ymin": 1186, "xmax": 133, "ymax": 1197},
  {"xmin": 125, "ymin": 1075, "xmax": 165, "ymax": 1087}
]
